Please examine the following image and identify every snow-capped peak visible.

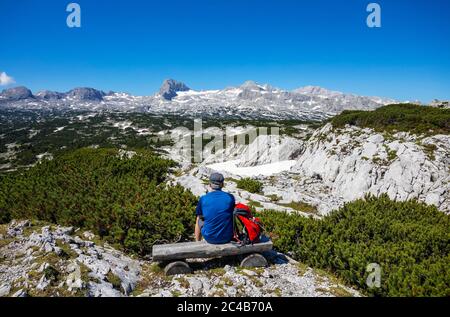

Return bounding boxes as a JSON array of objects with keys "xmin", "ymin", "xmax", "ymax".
[
  {"xmin": 0, "ymin": 81, "xmax": 398, "ymax": 121},
  {"xmin": 294, "ymin": 86, "xmax": 342, "ymax": 97}
]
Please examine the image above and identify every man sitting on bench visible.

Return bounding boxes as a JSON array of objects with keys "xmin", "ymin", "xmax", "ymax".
[{"xmin": 195, "ymin": 172, "xmax": 235, "ymax": 244}]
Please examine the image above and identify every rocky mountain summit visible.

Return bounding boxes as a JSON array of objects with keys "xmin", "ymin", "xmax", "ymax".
[
  {"xmin": 159, "ymin": 79, "xmax": 191, "ymax": 100},
  {"xmin": 35, "ymin": 90, "xmax": 66, "ymax": 100},
  {"xmin": 0, "ymin": 86, "xmax": 34, "ymax": 101},
  {"xmin": 0, "ymin": 86, "xmax": 107, "ymax": 102},
  {"xmin": 66, "ymin": 88, "xmax": 106, "ymax": 101},
  {"xmin": 150, "ymin": 80, "xmax": 395, "ymax": 120},
  {"xmin": 0, "ymin": 220, "xmax": 360, "ymax": 297}
]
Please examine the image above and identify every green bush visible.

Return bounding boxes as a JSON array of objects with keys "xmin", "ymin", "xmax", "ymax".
[
  {"xmin": 236, "ymin": 178, "xmax": 263, "ymax": 194},
  {"xmin": 0, "ymin": 148, "xmax": 198, "ymax": 255},
  {"xmin": 331, "ymin": 104, "xmax": 450, "ymax": 136},
  {"xmin": 257, "ymin": 195, "xmax": 450, "ymax": 296}
]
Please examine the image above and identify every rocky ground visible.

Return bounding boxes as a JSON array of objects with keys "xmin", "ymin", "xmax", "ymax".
[
  {"xmin": 168, "ymin": 123, "xmax": 449, "ymax": 216},
  {"xmin": 290, "ymin": 124, "xmax": 449, "ymax": 214},
  {"xmin": 0, "ymin": 220, "xmax": 141, "ymax": 297},
  {"xmin": 0, "ymin": 220, "xmax": 360, "ymax": 297},
  {"xmin": 137, "ymin": 262, "xmax": 359, "ymax": 297}
]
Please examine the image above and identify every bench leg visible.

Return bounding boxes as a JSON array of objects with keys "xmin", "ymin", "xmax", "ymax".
[
  {"xmin": 240, "ymin": 253, "xmax": 268, "ymax": 268},
  {"xmin": 164, "ymin": 261, "xmax": 192, "ymax": 276}
]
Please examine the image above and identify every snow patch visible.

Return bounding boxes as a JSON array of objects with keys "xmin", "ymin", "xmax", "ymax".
[{"xmin": 206, "ymin": 160, "xmax": 297, "ymax": 177}]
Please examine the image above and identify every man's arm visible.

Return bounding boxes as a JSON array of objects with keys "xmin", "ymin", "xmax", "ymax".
[
  {"xmin": 195, "ymin": 198, "xmax": 203, "ymax": 242},
  {"xmin": 195, "ymin": 216, "xmax": 202, "ymax": 242}
]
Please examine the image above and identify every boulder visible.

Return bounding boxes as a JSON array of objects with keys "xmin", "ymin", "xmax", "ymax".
[{"xmin": 0, "ymin": 284, "xmax": 11, "ymax": 297}]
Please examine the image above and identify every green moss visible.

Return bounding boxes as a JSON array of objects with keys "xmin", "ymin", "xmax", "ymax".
[
  {"xmin": 175, "ymin": 277, "xmax": 190, "ymax": 289},
  {"xmin": 0, "ymin": 237, "xmax": 13, "ymax": 249},
  {"xmin": 383, "ymin": 144, "xmax": 398, "ymax": 162},
  {"xmin": 207, "ymin": 267, "xmax": 226, "ymax": 276},
  {"xmin": 328, "ymin": 286, "xmax": 353, "ymax": 297},
  {"xmin": 149, "ymin": 262, "xmax": 164, "ymax": 274},
  {"xmin": 422, "ymin": 143, "xmax": 437, "ymax": 161},
  {"xmin": 248, "ymin": 200, "xmax": 263, "ymax": 209},
  {"xmin": 131, "ymin": 262, "xmax": 172, "ymax": 296},
  {"xmin": 106, "ymin": 271, "xmax": 122, "ymax": 290},
  {"xmin": 297, "ymin": 263, "xmax": 309, "ymax": 276},
  {"xmin": 267, "ymin": 194, "xmax": 282, "ymax": 203},
  {"xmin": 279, "ymin": 201, "xmax": 318, "ymax": 215},
  {"xmin": 273, "ymin": 288, "xmax": 282, "ymax": 296},
  {"xmin": 235, "ymin": 267, "xmax": 264, "ymax": 287},
  {"xmin": 234, "ymin": 284, "xmax": 246, "ymax": 296},
  {"xmin": 251, "ymin": 278, "xmax": 263, "ymax": 288},
  {"xmin": 55, "ymin": 240, "xmax": 78, "ymax": 260},
  {"xmin": 27, "ymin": 270, "xmax": 41, "ymax": 280},
  {"xmin": 43, "ymin": 265, "xmax": 60, "ymax": 282},
  {"xmin": 171, "ymin": 290, "xmax": 182, "ymax": 297},
  {"xmin": 372, "ymin": 155, "xmax": 382, "ymax": 164},
  {"xmin": 78, "ymin": 263, "xmax": 93, "ymax": 283},
  {"xmin": 222, "ymin": 276, "xmax": 234, "ymax": 287},
  {"xmin": 0, "ymin": 224, "xmax": 7, "ymax": 236},
  {"xmin": 34, "ymin": 252, "xmax": 61, "ymax": 268},
  {"xmin": 211, "ymin": 289, "xmax": 226, "ymax": 297},
  {"xmin": 244, "ymin": 266, "xmax": 265, "ymax": 275},
  {"xmin": 21, "ymin": 220, "xmax": 47, "ymax": 237},
  {"xmin": 387, "ymin": 149, "xmax": 397, "ymax": 161}
]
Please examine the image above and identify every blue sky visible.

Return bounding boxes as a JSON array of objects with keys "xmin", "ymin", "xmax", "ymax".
[{"xmin": 0, "ymin": 0, "xmax": 449, "ymax": 102}]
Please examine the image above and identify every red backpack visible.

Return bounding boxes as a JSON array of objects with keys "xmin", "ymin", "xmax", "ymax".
[{"xmin": 233, "ymin": 203, "xmax": 263, "ymax": 244}]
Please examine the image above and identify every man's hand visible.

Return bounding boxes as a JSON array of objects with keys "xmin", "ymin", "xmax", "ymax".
[{"xmin": 194, "ymin": 216, "xmax": 202, "ymax": 242}]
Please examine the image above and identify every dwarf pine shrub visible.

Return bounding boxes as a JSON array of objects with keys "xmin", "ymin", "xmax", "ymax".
[
  {"xmin": 236, "ymin": 178, "xmax": 263, "ymax": 194},
  {"xmin": 257, "ymin": 195, "xmax": 450, "ymax": 297},
  {"xmin": 0, "ymin": 148, "xmax": 198, "ymax": 255},
  {"xmin": 331, "ymin": 104, "xmax": 450, "ymax": 136}
]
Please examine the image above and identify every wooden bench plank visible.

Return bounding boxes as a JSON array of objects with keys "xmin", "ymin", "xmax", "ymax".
[{"xmin": 152, "ymin": 237, "xmax": 273, "ymax": 262}]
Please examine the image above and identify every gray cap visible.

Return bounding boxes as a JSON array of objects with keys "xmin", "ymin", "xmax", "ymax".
[{"xmin": 209, "ymin": 172, "xmax": 224, "ymax": 187}]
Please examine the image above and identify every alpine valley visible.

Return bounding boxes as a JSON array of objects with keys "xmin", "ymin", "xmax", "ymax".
[{"xmin": 0, "ymin": 79, "xmax": 449, "ymax": 297}]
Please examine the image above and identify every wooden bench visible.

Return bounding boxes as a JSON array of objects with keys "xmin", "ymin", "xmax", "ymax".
[{"xmin": 152, "ymin": 237, "xmax": 273, "ymax": 275}]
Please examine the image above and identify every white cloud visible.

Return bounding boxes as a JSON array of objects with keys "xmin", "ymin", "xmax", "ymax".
[{"xmin": 0, "ymin": 72, "xmax": 15, "ymax": 86}]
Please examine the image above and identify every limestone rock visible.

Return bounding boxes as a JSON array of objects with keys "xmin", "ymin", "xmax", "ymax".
[
  {"xmin": 0, "ymin": 221, "xmax": 141, "ymax": 297},
  {"xmin": 66, "ymin": 265, "xmax": 84, "ymax": 291},
  {"xmin": 290, "ymin": 124, "xmax": 449, "ymax": 214},
  {"xmin": 159, "ymin": 79, "xmax": 190, "ymax": 100},
  {"xmin": 11, "ymin": 289, "xmax": 27, "ymax": 297},
  {"xmin": 0, "ymin": 284, "xmax": 11, "ymax": 297}
]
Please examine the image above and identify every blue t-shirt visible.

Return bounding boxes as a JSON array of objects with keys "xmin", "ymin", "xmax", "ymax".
[{"xmin": 196, "ymin": 190, "xmax": 235, "ymax": 244}]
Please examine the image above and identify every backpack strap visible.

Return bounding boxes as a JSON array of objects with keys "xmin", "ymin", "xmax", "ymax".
[{"xmin": 232, "ymin": 209, "xmax": 242, "ymax": 244}]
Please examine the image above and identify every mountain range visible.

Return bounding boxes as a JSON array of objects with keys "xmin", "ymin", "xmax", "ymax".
[{"xmin": 0, "ymin": 79, "xmax": 397, "ymax": 120}]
